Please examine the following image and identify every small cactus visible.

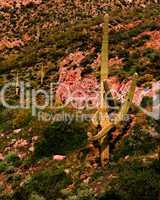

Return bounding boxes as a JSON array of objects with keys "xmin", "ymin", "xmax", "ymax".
[
  {"xmin": 40, "ymin": 65, "xmax": 45, "ymax": 84},
  {"xmin": 16, "ymin": 71, "xmax": 19, "ymax": 95}
]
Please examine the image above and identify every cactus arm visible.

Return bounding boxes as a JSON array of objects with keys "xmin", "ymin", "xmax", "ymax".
[
  {"xmin": 104, "ymin": 80, "xmax": 118, "ymax": 112},
  {"xmin": 91, "ymin": 110, "xmax": 100, "ymax": 127},
  {"xmin": 91, "ymin": 121, "xmax": 113, "ymax": 141},
  {"xmin": 91, "ymin": 73, "xmax": 138, "ymax": 141},
  {"xmin": 114, "ymin": 73, "xmax": 138, "ymax": 125}
]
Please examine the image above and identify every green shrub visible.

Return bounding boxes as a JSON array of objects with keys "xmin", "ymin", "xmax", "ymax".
[
  {"xmin": 0, "ymin": 195, "xmax": 13, "ymax": 200},
  {"xmin": 146, "ymin": 116, "xmax": 155, "ymax": 127},
  {"xmin": 98, "ymin": 192, "xmax": 121, "ymax": 200},
  {"xmin": 155, "ymin": 122, "xmax": 160, "ymax": 134},
  {"xmin": 0, "ymin": 109, "xmax": 13, "ymax": 131},
  {"xmin": 141, "ymin": 96, "xmax": 153, "ymax": 108},
  {"xmin": 112, "ymin": 124, "xmax": 157, "ymax": 161},
  {"xmin": 146, "ymin": 117, "xmax": 160, "ymax": 134},
  {"xmin": 110, "ymin": 168, "xmax": 160, "ymax": 200},
  {"xmin": 61, "ymin": 183, "xmax": 96, "ymax": 200},
  {"xmin": 0, "ymin": 109, "xmax": 32, "ymax": 131},
  {"xmin": 0, "ymin": 161, "xmax": 8, "ymax": 172},
  {"xmin": 143, "ymin": 48, "xmax": 160, "ymax": 63},
  {"xmin": 34, "ymin": 120, "xmax": 88, "ymax": 159},
  {"xmin": 12, "ymin": 165, "xmax": 71, "ymax": 200},
  {"xmin": 5, "ymin": 166, "xmax": 15, "ymax": 174},
  {"xmin": 0, "ymin": 184, "xmax": 4, "ymax": 194},
  {"xmin": 133, "ymin": 35, "xmax": 150, "ymax": 47},
  {"xmin": 11, "ymin": 109, "xmax": 32, "ymax": 129},
  {"xmin": 29, "ymin": 192, "xmax": 45, "ymax": 200},
  {"xmin": 5, "ymin": 152, "xmax": 21, "ymax": 167},
  {"xmin": 104, "ymin": 159, "xmax": 160, "ymax": 200},
  {"xmin": 151, "ymin": 159, "xmax": 160, "ymax": 173}
]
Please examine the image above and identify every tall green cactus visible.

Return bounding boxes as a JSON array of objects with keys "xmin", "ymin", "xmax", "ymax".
[
  {"xmin": 99, "ymin": 14, "xmax": 110, "ymax": 165},
  {"xmin": 40, "ymin": 65, "xmax": 45, "ymax": 84},
  {"xmin": 100, "ymin": 14, "xmax": 110, "ymax": 126}
]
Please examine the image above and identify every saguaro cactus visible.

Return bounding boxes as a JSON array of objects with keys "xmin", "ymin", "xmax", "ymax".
[
  {"xmin": 90, "ymin": 14, "xmax": 138, "ymax": 167},
  {"xmin": 16, "ymin": 71, "xmax": 19, "ymax": 95},
  {"xmin": 40, "ymin": 65, "xmax": 45, "ymax": 84}
]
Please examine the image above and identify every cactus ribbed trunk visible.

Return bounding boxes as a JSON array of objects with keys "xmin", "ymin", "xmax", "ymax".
[
  {"xmin": 100, "ymin": 14, "xmax": 109, "ymax": 116},
  {"xmin": 100, "ymin": 14, "xmax": 110, "ymax": 166}
]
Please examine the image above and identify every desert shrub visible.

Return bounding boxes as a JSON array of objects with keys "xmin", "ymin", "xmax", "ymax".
[
  {"xmin": 98, "ymin": 192, "xmax": 121, "ymax": 200},
  {"xmin": 34, "ymin": 120, "xmax": 88, "ymax": 159},
  {"xmin": 0, "ymin": 154, "xmax": 21, "ymax": 174},
  {"xmin": 146, "ymin": 116, "xmax": 160, "ymax": 134},
  {"xmin": 109, "ymin": 165, "xmax": 160, "ymax": 200},
  {"xmin": 110, "ymin": 22, "xmax": 158, "ymax": 45},
  {"xmin": 146, "ymin": 116, "xmax": 155, "ymax": 127},
  {"xmin": 0, "ymin": 108, "xmax": 32, "ymax": 131},
  {"xmin": 0, "ymin": 109, "xmax": 13, "ymax": 131},
  {"xmin": 5, "ymin": 152, "xmax": 21, "ymax": 167},
  {"xmin": 60, "ymin": 183, "xmax": 96, "ymax": 200},
  {"xmin": 155, "ymin": 120, "xmax": 160, "ymax": 134},
  {"xmin": 112, "ymin": 124, "xmax": 157, "ymax": 161},
  {"xmin": 21, "ymin": 156, "xmax": 38, "ymax": 168},
  {"xmin": 141, "ymin": 96, "xmax": 153, "ymax": 108},
  {"xmin": 0, "ymin": 14, "xmax": 5, "ymax": 20},
  {"xmin": 133, "ymin": 35, "xmax": 150, "ymax": 47},
  {"xmin": 12, "ymin": 165, "xmax": 71, "ymax": 200},
  {"xmin": 0, "ymin": 196, "xmax": 13, "ymax": 200},
  {"xmin": 0, "ymin": 184, "xmax": 4, "ymax": 193},
  {"xmin": 0, "ymin": 161, "xmax": 8, "ymax": 172},
  {"xmin": 151, "ymin": 159, "xmax": 160, "ymax": 173},
  {"xmin": 29, "ymin": 192, "xmax": 46, "ymax": 200},
  {"xmin": 7, "ymin": 174, "xmax": 22, "ymax": 189},
  {"xmin": 122, "ymin": 50, "xmax": 140, "ymax": 75},
  {"xmin": 5, "ymin": 166, "xmax": 15, "ymax": 174},
  {"xmin": 143, "ymin": 48, "xmax": 160, "ymax": 63},
  {"xmin": 11, "ymin": 109, "xmax": 32, "ymax": 129}
]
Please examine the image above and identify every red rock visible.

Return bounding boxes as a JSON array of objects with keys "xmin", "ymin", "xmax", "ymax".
[
  {"xmin": 0, "ymin": 153, "xmax": 4, "ymax": 160},
  {"xmin": 53, "ymin": 155, "xmax": 66, "ymax": 161}
]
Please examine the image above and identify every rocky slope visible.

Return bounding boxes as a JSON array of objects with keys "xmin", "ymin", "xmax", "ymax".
[{"xmin": 0, "ymin": 1, "xmax": 160, "ymax": 200}]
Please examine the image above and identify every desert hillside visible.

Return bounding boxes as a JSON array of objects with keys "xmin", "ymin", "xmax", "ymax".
[{"xmin": 0, "ymin": 1, "xmax": 160, "ymax": 200}]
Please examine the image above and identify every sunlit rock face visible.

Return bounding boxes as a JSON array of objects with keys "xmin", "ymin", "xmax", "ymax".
[{"xmin": 56, "ymin": 51, "xmax": 99, "ymax": 109}]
